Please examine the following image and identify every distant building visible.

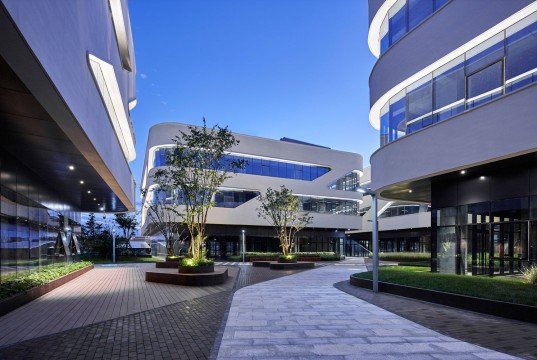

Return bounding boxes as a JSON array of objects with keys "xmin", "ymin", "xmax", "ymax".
[
  {"xmin": 0, "ymin": 0, "xmax": 137, "ymax": 276},
  {"xmin": 367, "ymin": 0, "xmax": 537, "ymax": 275},
  {"xmin": 346, "ymin": 167, "xmax": 431, "ymax": 256},
  {"xmin": 140, "ymin": 123, "xmax": 363, "ymax": 258}
]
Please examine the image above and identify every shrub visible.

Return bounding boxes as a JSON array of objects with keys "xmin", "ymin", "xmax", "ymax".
[
  {"xmin": 0, "ymin": 261, "xmax": 92, "ymax": 301},
  {"xmin": 372, "ymin": 252, "xmax": 430, "ymax": 263},
  {"xmin": 180, "ymin": 257, "xmax": 215, "ymax": 267},
  {"xmin": 523, "ymin": 264, "xmax": 537, "ymax": 285}
]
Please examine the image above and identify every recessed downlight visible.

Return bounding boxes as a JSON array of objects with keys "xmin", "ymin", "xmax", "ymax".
[
  {"xmin": 87, "ymin": 190, "xmax": 91, "ymax": 194},
  {"xmin": 68, "ymin": 165, "xmax": 75, "ymax": 171},
  {"xmin": 408, "ymin": 189, "xmax": 413, "ymax": 193},
  {"xmin": 93, "ymin": 198, "xmax": 96, "ymax": 201},
  {"xmin": 79, "ymin": 180, "xmax": 84, "ymax": 184},
  {"xmin": 480, "ymin": 176, "xmax": 486, "ymax": 180},
  {"xmin": 460, "ymin": 170, "xmax": 466, "ymax": 175}
]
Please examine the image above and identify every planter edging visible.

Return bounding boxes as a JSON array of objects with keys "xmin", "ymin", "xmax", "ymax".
[
  {"xmin": 349, "ymin": 276, "xmax": 537, "ymax": 324},
  {"xmin": 0, "ymin": 264, "xmax": 94, "ymax": 318}
]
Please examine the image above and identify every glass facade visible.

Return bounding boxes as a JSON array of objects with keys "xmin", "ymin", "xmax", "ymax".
[
  {"xmin": 153, "ymin": 147, "xmax": 331, "ymax": 181},
  {"xmin": 298, "ymin": 196, "xmax": 359, "ymax": 216},
  {"xmin": 152, "ymin": 187, "xmax": 259, "ymax": 208},
  {"xmin": 379, "ymin": 12, "xmax": 537, "ymax": 146},
  {"xmin": 379, "ymin": 0, "xmax": 450, "ymax": 55},
  {"xmin": 433, "ymin": 196, "xmax": 536, "ymax": 275},
  {"xmin": 1, "ymin": 154, "xmax": 81, "ymax": 281},
  {"xmin": 379, "ymin": 204, "xmax": 420, "ymax": 218},
  {"xmin": 328, "ymin": 172, "xmax": 360, "ymax": 191}
]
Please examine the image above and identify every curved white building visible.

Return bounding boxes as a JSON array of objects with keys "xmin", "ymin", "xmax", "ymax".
[
  {"xmin": 367, "ymin": 0, "xmax": 537, "ymax": 275},
  {"xmin": 141, "ymin": 123, "xmax": 363, "ymax": 258}
]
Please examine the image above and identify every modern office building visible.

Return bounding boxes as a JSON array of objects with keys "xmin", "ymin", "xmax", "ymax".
[
  {"xmin": 367, "ymin": 0, "xmax": 537, "ymax": 275},
  {"xmin": 346, "ymin": 166, "xmax": 431, "ymax": 256},
  {"xmin": 0, "ymin": 0, "xmax": 137, "ymax": 277},
  {"xmin": 140, "ymin": 123, "xmax": 363, "ymax": 259}
]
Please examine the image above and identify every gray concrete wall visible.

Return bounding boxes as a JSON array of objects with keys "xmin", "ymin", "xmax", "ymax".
[
  {"xmin": 1, "ymin": 0, "xmax": 136, "ymax": 207},
  {"xmin": 369, "ymin": 0, "xmax": 531, "ymax": 106},
  {"xmin": 370, "ymin": 84, "xmax": 537, "ymax": 193}
]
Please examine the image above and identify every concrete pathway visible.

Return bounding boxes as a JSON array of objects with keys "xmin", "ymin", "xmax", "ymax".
[
  {"xmin": 216, "ymin": 264, "xmax": 518, "ymax": 359},
  {"xmin": 0, "ymin": 263, "xmax": 236, "ymax": 347}
]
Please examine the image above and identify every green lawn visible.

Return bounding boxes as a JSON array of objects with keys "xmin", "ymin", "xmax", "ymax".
[
  {"xmin": 0, "ymin": 261, "xmax": 92, "ymax": 301},
  {"xmin": 353, "ymin": 266, "xmax": 537, "ymax": 307},
  {"xmin": 88, "ymin": 256, "xmax": 163, "ymax": 264}
]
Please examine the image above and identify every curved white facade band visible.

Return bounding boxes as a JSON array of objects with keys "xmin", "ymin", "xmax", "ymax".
[
  {"xmin": 368, "ymin": 2, "xmax": 537, "ymax": 130},
  {"xmin": 88, "ymin": 54, "xmax": 136, "ymax": 162},
  {"xmin": 367, "ymin": 0, "xmax": 398, "ymax": 58}
]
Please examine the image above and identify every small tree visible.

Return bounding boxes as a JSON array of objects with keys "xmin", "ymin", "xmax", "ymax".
[
  {"xmin": 153, "ymin": 119, "xmax": 244, "ymax": 263},
  {"xmin": 257, "ymin": 186, "xmax": 312, "ymax": 256},
  {"xmin": 114, "ymin": 213, "xmax": 138, "ymax": 239},
  {"xmin": 81, "ymin": 213, "xmax": 103, "ymax": 255},
  {"xmin": 141, "ymin": 187, "xmax": 185, "ymax": 256}
]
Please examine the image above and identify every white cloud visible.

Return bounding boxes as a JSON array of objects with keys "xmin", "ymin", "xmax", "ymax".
[
  {"xmin": 140, "ymin": 73, "xmax": 147, "ymax": 79},
  {"xmin": 161, "ymin": 101, "xmax": 168, "ymax": 105}
]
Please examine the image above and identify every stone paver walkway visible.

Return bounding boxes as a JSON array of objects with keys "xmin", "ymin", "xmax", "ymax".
[
  {"xmin": 335, "ymin": 280, "xmax": 537, "ymax": 360},
  {"xmin": 0, "ymin": 263, "xmax": 236, "ymax": 347},
  {"xmin": 216, "ymin": 264, "xmax": 519, "ymax": 359}
]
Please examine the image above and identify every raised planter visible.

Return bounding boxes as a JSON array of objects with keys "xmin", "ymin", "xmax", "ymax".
[
  {"xmin": 349, "ymin": 276, "xmax": 537, "ymax": 324},
  {"xmin": 146, "ymin": 268, "xmax": 228, "ymax": 286},
  {"xmin": 0, "ymin": 265, "xmax": 94, "ymax": 318},
  {"xmin": 165, "ymin": 256, "xmax": 184, "ymax": 262},
  {"xmin": 270, "ymin": 262, "xmax": 315, "ymax": 270},
  {"xmin": 179, "ymin": 263, "xmax": 215, "ymax": 274},
  {"xmin": 252, "ymin": 261, "xmax": 272, "ymax": 267},
  {"xmin": 156, "ymin": 261, "xmax": 181, "ymax": 269}
]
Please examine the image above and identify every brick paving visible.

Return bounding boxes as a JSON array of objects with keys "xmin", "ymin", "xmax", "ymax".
[
  {"xmin": 0, "ymin": 263, "xmax": 236, "ymax": 347},
  {"xmin": 216, "ymin": 264, "xmax": 519, "ymax": 359},
  {"xmin": 0, "ymin": 264, "xmax": 305, "ymax": 360},
  {"xmin": 335, "ymin": 280, "xmax": 537, "ymax": 360}
]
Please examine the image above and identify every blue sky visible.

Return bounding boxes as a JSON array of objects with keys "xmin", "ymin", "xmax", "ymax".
[{"xmin": 129, "ymin": 0, "xmax": 377, "ymax": 198}]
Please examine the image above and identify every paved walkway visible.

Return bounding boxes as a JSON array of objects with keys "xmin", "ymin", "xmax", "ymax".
[
  {"xmin": 0, "ymin": 263, "xmax": 236, "ymax": 347},
  {"xmin": 216, "ymin": 264, "xmax": 519, "ymax": 359},
  {"xmin": 0, "ymin": 265, "xmax": 306, "ymax": 360},
  {"xmin": 335, "ymin": 280, "xmax": 537, "ymax": 359}
]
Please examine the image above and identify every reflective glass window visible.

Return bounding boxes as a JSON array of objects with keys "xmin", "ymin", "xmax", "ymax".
[
  {"xmin": 505, "ymin": 12, "xmax": 537, "ymax": 92},
  {"xmin": 389, "ymin": 91, "xmax": 406, "ymax": 142},
  {"xmin": 298, "ymin": 196, "xmax": 358, "ymax": 216},
  {"xmin": 408, "ymin": 0, "xmax": 433, "ymax": 29},
  {"xmin": 465, "ymin": 33, "xmax": 504, "ymax": 74},
  {"xmin": 435, "ymin": 207, "xmax": 456, "ymax": 226},
  {"xmin": 458, "ymin": 202, "xmax": 490, "ymax": 225},
  {"xmin": 436, "ymin": 226, "xmax": 457, "ymax": 274},
  {"xmin": 406, "ymin": 74, "xmax": 433, "ymax": 127},
  {"xmin": 466, "ymin": 61, "xmax": 503, "ymax": 109},
  {"xmin": 491, "ymin": 197, "xmax": 529, "ymax": 222},
  {"xmin": 389, "ymin": 0, "xmax": 408, "ymax": 45},
  {"xmin": 433, "ymin": 56, "xmax": 465, "ymax": 121}
]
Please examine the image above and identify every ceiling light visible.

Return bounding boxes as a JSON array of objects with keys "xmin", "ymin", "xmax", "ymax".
[
  {"xmin": 93, "ymin": 198, "xmax": 96, "ymax": 201},
  {"xmin": 79, "ymin": 180, "xmax": 84, "ymax": 184},
  {"xmin": 68, "ymin": 165, "xmax": 75, "ymax": 171},
  {"xmin": 480, "ymin": 176, "xmax": 486, "ymax": 180},
  {"xmin": 87, "ymin": 190, "xmax": 91, "ymax": 194},
  {"xmin": 460, "ymin": 170, "xmax": 466, "ymax": 175},
  {"xmin": 99, "ymin": 207, "xmax": 104, "ymax": 211},
  {"xmin": 408, "ymin": 189, "xmax": 413, "ymax": 193}
]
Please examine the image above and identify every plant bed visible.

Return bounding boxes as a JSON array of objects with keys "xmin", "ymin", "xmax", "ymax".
[
  {"xmin": 179, "ymin": 263, "xmax": 215, "ymax": 274},
  {"xmin": 165, "ymin": 256, "xmax": 184, "ymax": 262},
  {"xmin": 145, "ymin": 268, "xmax": 228, "ymax": 286},
  {"xmin": 0, "ymin": 263, "xmax": 93, "ymax": 317},
  {"xmin": 252, "ymin": 261, "xmax": 272, "ymax": 267},
  {"xmin": 278, "ymin": 255, "xmax": 297, "ymax": 263},
  {"xmin": 350, "ymin": 276, "xmax": 537, "ymax": 323},
  {"xmin": 270, "ymin": 261, "xmax": 315, "ymax": 270}
]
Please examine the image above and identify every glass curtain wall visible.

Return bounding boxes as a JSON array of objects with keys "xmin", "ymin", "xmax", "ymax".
[
  {"xmin": 434, "ymin": 196, "xmax": 535, "ymax": 275},
  {"xmin": 153, "ymin": 147, "xmax": 331, "ymax": 181},
  {"xmin": 328, "ymin": 172, "xmax": 360, "ymax": 191},
  {"xmin": 379, "ymin": 0, "xmax": 450, "ymax": 55},
  {"xmin": 379, "ymin": 12, "xmax": 537, "ymax": 146},
  {"xmin": 1, "ymin": 169, "xmax": 80, "ymax": 281}
]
